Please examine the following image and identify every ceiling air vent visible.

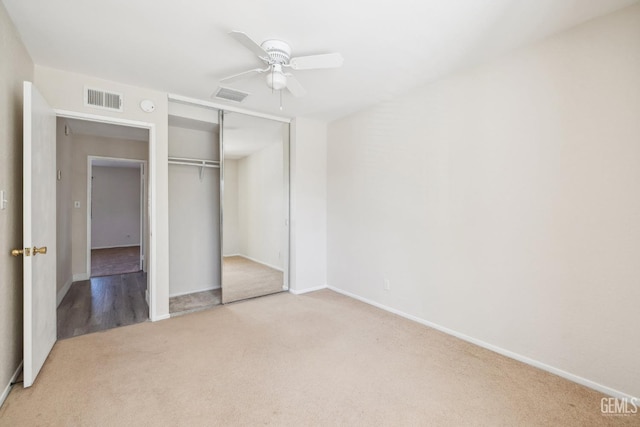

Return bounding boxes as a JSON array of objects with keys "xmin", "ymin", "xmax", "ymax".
[
  {"xmin": 214, "ymin": 87, "xmax": 249, "ymax": 103},
  {"xmin": 84, "ymin": 87, "xmax": 123, "ymax": 112}
]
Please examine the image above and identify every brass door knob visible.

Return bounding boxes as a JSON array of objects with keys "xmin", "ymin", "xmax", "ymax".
[
  {"xmin": 11, "ymin": 248, "xmax": 31, "ymax": 257},
  {"xmin": 33, "ymin": 246, "xmax": 47, "ymax": 256}
]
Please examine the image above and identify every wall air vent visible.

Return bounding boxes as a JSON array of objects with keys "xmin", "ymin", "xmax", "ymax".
[
  {"xmin": 84, "ymin": 87, "xmax": 123, "ymax": 112},
  {"xmin": 213, "ymin": 87, "xmax": 249, "ymax": 103}
]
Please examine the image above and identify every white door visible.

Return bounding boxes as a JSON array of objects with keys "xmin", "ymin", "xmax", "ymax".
[{"xmin": 21, "ymin": 81, "xmax": 57, "ymax": 387}]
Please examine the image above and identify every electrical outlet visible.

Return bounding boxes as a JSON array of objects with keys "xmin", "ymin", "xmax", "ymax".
[{"xmin": 383, "ymin": 279, "xmax": 390, "ymax": 291}]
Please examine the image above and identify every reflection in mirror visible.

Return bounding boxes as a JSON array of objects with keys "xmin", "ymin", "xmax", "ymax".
[{"xmin": 221, "ymin": 112, "xmax": 289, "ymax": 304}]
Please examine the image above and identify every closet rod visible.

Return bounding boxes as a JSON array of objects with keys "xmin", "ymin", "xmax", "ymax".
[
  {"xmin": 168, "ymin": 156, "xmax": 219, "ymax": 166},
  {"xmin": 168, "ymin": 160, "xmax": 220, "ymax": 169},
  {"xmin": 168, "ymin": 157, "xmax": 219, "ymax": 181}
]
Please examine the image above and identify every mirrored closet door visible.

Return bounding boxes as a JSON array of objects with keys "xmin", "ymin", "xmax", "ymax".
[{"xmin": 220, "ymin": 111, "xmax": 290, "ymax": 304}]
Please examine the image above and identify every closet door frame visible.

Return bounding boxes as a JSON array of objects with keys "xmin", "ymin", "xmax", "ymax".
[
  {"xmin": 167, "ymin": 95, "xmax": 291, "ymax": 303},
  {"xmin": 218, "ymin": 110, "xmax": 224, "ymax": 300}
]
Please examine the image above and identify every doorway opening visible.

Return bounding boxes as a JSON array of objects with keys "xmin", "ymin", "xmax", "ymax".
[
  {"xmin": 88, "ymin": 156, "xmax": 146, "ymax": 278},
  {"xmin": 55, "ymin": 117, "xmax": 151, "ymax": 339},
  {"xmin": 167, "ymin": 106, "xmax": 222, "ymax": 316}
]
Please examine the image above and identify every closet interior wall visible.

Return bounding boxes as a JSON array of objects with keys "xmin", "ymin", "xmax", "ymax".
[{"xmin": 168, "ymin": 112, "xmax": 221, "ymax": 298}]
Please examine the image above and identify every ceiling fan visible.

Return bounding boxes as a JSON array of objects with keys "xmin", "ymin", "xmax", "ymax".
[{"xmin": 220, "ymin": 31, "xmax": 344, "ymax": 98}]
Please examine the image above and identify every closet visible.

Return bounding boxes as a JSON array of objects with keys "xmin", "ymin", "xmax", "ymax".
[
  {"xmin": 167, "ymin": 100, "xmax": 290, "ymax": 315},
  {"xmin": 168, "ymin": 105, "xmax": 221, "ymax": 314}
]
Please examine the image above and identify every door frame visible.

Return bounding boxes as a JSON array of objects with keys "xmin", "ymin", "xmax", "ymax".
[
  {"xmin": 87, "ymin": 156, "xmax": 148, "ymax": 277},
  {"xmin": 55, "ymin": 109, "xmax": 159, "ymax": 321}
]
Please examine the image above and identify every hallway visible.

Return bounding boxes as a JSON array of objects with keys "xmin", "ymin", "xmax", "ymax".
[{"xmin": 57, "ymin": 272, "xmax": 148, "ymax": 339}]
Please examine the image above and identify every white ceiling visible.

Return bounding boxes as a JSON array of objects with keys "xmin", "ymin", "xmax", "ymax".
[{"xmin": 3, "ymin": 0, "xmax": 637, "ymax": 121}]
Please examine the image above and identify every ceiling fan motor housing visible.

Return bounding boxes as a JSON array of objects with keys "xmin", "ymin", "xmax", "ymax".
[
  {"xmin": 261, "ymin": 40, "xmax": 292, "ymax": 64},
  {"xmin": 261, "ymin": 40, "xmax": 291, "ymax": 90}
]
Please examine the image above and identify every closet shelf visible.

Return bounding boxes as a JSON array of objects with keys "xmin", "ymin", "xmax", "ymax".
[
  {"xmin": 168, "ymin": 156, "xmax": 220, "ymax": 168},
  {"xmin": 168, "ymin": 156, "xmax": 220, "ymax": 181}
]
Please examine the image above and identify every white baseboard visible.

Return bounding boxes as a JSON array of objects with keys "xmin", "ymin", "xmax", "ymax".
[
  {"xmin": 151, "ymin": 313, "xmax": 171, "ymax": 322},
  {"xmin": 72, "ymin": 273, "xmax": 90, "ymax": 282},
  {"xmin": 169, "ymin": 285, "xmax": 220, "ymax": 298},
  {"xmin": 289, "ymin": 285, "xmax": 327, "ymax": 295},
  {"xmin": 56, "ymin": 277, "xmax": 73, "ymax": 307},
  {"xmin": 0, "ymin": 361, "xmax": 23, "ymax": 409},
  {"xmin": 225, "ymin": 254, "xmax": 283, "ymax": 272},
  {"xmin": 327, "ymin": 285, "xmax": 638, "ymax": 401},
  {"xmin": 91, "ymin": 244, "xmax": 141, "ymax": 250}
]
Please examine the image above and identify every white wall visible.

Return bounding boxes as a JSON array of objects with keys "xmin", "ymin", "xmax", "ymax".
[
  {"xmin": 168, "ymin": 125, "xmax": 220, "ymax": 296},
  {"xmin": 0, "ymin": 1, "xmax": 33, "ymax": 403},
  {"xmin": 168, "ymin": 125, "xmax": 217, "ymax": 160},
  {"xmin": 327, "ymin": 4, "xmax": 640, "ymax": 399},
  {"xmin": 91, "ymin": 166, "xmax": 141, "ymax": 249},
  {"xmin": 34, "ymin": 65, "xmax": 170, "ymax": 320},
  {"xmin": 290, "ymin": 118, "xmax": 328, "ymax": 293},
  {"xmin": 168, "ymin": 166, "xmax": 220, "ymax": 296},
  {"xmin": 70, "ymin": 134, "xmax": 147, "ymax": 277},
  {"xmin": 236, "ymin": 140, "xmax": 285, "ymax": 270}
]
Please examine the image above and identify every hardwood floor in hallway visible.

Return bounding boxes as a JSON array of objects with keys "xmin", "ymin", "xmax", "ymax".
[
  {"xmin": 91, "ymin": 246, "xmax": 141, "ymax": 277},
  {"xmin": 57, "ymin": 272, "xmax": 148, "ymax": 340}
]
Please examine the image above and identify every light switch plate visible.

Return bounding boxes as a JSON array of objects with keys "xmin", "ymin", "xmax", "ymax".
[{"xmin": 0, "ymin": 190, "xmax": 7, "ymax": 210}]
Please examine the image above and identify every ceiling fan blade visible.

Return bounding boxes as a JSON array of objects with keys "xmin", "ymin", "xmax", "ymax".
[
  {"xmin": 289, "ymin": 53, "xmax": 344, "ymax": 70},
  {"xmin": 285, "ymin": 73, "xmax": 306, "ymax": 97},
  {"xmin": 229, "ymin": 31, "xmax": 268, "ymax": 58},
  {"xmin": 220, "ymin": 67, "xmax": 268, "ymax": 84}
]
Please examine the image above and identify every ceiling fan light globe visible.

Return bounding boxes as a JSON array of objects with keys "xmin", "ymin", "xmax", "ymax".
[{"xmin": 266, "ymin": 71, "xmax": 287, "ymax": 91}]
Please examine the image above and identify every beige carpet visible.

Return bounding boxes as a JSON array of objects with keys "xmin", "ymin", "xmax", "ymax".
[
  {"xmin": 222, "ymin": 255, "xmax": 284, "ymax": 303},
  {"xmin": 91, "ymin": 246, "xmax": 141, "ymax": 277},
  {"xmin": 0, "ymin": 290, "xmax": 633, "ymax": 426}
]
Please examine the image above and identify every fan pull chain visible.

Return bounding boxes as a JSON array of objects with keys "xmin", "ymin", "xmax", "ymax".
[{"xmin": 280, "ymin": 90, "xmax": 283, "ymax": 111}]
